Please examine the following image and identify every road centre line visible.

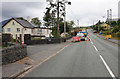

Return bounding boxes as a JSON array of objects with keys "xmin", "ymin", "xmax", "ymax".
[
  {"xmin": 93, "ymin": 45, "xmax": 98, "ymax": 52},
  {"xmin": 99, "ymin": 55, "xmax": 116, "ymax": 79},
  {"xmin": 91, "ymin": 41, "xmax": 93, "ymax": 45},
  {"xmin": 90, "ymin": 39, "xmax": 98, "ymax": 52},
  {"xmin": 90, "ymin": 37, "xmax": 116, "ymax": 78}
]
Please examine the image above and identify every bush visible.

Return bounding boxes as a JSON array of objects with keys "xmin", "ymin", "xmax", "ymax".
[
  {"xmin": 111, "ymin": 26, "xmax": 119, "ymax": 33},
  {"xmin": 116, "ymin": 32, "xmax": 120, "ymax": 37}
]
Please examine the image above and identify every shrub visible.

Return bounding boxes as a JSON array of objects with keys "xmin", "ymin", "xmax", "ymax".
[
  {"xmin": 111, "ymin": 26, "xmax": 119, "ymax": 33},
  {"xmin": 116, "ymin": 32, "xmax": 120, "ymax": 37}
]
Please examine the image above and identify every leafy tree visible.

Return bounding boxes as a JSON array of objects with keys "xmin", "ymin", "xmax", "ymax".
[
  {"xmin": 117, "ymin": 19, "xmax": 120, "ymax": 26},
  {"xmin": 110, "ymin": 21, "xmax": 117, "ymax": 27},
  {"xmin": 17, "ymin": 17, "xmax": 27, "ymax": 21},
  {"xmin": 31, "ymin": 17, "xmax": 42, "ymax": 27},
  {"xmin": 51, "ymin": 20, "xmax": 74, "ymax": 38},
  {"xmin": 111, "ymin": 26, "xmax": 119, "ymax": 33}
]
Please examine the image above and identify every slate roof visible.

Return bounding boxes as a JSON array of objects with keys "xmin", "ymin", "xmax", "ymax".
[{"xmin": 0, "ymin": 17, "xmax": 36, "ymax": 29}]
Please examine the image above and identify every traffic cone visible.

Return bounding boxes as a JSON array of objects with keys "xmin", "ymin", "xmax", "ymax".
[{"xmin": 89, "ymin": 39, "xmax": 90, "ymax": 41}]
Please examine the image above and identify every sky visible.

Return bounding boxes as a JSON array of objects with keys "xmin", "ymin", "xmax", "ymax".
[{"xmin": 0, "ymin": 0, "xmax": 120, "ymax": 26}]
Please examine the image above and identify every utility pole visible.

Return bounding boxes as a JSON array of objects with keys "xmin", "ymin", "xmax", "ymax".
[
  {"xmin": 64, "ymin": 2, "xmax": 66, "ymax": 37},
  {"xmin": 57, "ymin": 0, "xmax": 60, "ymax": 37},
  {"xmin": 77, "ymin": 20, "xmax": 79, "ymax": 27},
  {"xmin": 109, "ymin": 9, "xmax": 112, "ymax": 28},
  {"xmin": 107, "ymin": 10, "xmax": 110, "ymax": 35}
]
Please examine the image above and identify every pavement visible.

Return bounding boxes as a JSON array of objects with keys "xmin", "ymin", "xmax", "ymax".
[
  {"xmin": 96, "ymin": 34, "xmax": 120, "ymax": 45},
  {"xmin": 21, "ymin": 30, "xmax": 118, "ymax": 78},
  {"xmin": 2, "ymin": 40, "xmax": 71, "ymax": 78}
]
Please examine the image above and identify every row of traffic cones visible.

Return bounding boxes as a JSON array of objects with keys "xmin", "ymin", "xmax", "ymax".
[{"xmin": 79, "ymin": 36, "xmax": 91, "ymax": 42}]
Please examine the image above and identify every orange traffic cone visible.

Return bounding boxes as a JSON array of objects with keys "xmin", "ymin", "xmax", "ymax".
[{"xmin": 89, "ymin": 39, "xmax": 90, "ymax": 41}]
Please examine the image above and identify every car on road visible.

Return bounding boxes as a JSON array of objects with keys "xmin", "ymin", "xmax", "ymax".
[{"xmin": 77, "ymin": 32, "xmax": 86, "ymax": 41}]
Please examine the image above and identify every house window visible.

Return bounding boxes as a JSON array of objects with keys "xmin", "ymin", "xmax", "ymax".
[
  {"xmin": 17, "ymin": 28, "xmax": 20, "ymax": 32},
  {"xmin": 7, "ymin": 28, "xmax": 11, "ymax": 32},
  {"xmin": 31, "ymin": 29, "xmax": 34, "ymax": 33},
  {"xmin": 38, "ymin": 29, "xmax": 42, "ymax": 34},
  {"xmin": 12, "ymin": 22, "xmax": 15, "ymax": 25}
]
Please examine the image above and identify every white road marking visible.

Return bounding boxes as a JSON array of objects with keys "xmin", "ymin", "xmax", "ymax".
[
  {"xmin": 93, "ymin": 45, "xmax": 98, "ymax": 51},
  {"xmin": 99, "ymin": 55, "xmax": 116, "ymax": 79},
  {"xmin": 91, "ymin": 41, "xmax": 93, "ymax": 45},
  {"xmin": 18, "ymin": 43, "xmax": 71, "ymax": 77},
  {"xmin": 90, "ymin": 33, "xmax": 116, "ymax": 78}
]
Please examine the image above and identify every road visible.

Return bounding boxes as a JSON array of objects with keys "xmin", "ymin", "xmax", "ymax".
[{"xmin": 23, "ymin": 30, "xmax": 118, "ymax": 78}]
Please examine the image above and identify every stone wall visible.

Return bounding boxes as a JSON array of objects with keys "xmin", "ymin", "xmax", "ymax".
[
  {"xmin": 25, "ymin": 38, "xmax": 66, "ymax": 45},
  {"xmin": 24, "ymin": 34, "xmax": 68, "ymax": 45},
  {"xmin": 2, "ymin": 44, "xmax": 27, "ymax": 65}
]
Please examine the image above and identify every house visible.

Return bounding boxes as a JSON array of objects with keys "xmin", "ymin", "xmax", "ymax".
[
  {"xmin": 0, "ymin": 17, "xmax": 52, "ymax": 42},
  {"xmin": 100, "ymin": 23, "xmax": 110, "ymax": 30}
]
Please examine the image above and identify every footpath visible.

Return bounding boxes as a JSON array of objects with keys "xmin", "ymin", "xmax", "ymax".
[
  {"xmin": 2, "ymin": 39, "xmax": 71, "ymax": 78},
  {"xmin": 96, "ymin": 34, "xmax": 120, "ymax": 45}
]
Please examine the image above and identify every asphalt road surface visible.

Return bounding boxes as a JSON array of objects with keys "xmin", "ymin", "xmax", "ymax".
[{"xmin": 23, "ymin": 30, "xmax": 118, "ymax": 78}]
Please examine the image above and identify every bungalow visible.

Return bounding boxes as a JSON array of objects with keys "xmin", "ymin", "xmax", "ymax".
[
  {"xmin": 100, "ymin": 23, "xmax": 110, "ymax": 30},
  {"xmin": 0, "ymin": 17, "xmax": 52, "ymax": 42}
]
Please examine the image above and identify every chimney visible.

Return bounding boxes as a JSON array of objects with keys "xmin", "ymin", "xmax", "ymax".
[{"xmin": 27, "ymin": 16, "xmax": 30, "ymax": 22}]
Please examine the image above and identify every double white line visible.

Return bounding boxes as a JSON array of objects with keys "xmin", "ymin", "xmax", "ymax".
[{"xmin": 90, "ymin": 39, "xmax": 116, "ymax": 79}]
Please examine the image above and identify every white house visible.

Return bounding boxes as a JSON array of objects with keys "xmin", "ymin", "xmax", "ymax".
[{"xmin": 0, "ymin": 17, "xmax": 52, "ymax": 41}]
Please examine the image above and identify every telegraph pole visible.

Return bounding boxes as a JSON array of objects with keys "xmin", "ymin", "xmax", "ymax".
[
  {"xmin": 57, "ymin": 0, "xmax": 60, "ymax": 37},
  {"xmin": 107, "ymin": 10, "xmax": 110, "ymax": 35},
  {"xmin": 64, "ymin": 2, "xmax": 66, "ymax": 37},
  {"xmin": 77, "ymin": 20, "xmax": 79, "ymax": 27}
]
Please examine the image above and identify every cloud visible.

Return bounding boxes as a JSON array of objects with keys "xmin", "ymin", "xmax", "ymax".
[
  {"xmin": 1, "ymin": 0, "xmax": 120, "ymax": 26},
  {"xmin": 2, "ymin": 1, "xmax": 47, "ymax": 21}
]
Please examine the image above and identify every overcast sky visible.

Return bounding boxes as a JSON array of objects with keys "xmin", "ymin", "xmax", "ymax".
[{"xmin": 1, "ymin": 0, "xmax": 120, "ymax": 26}]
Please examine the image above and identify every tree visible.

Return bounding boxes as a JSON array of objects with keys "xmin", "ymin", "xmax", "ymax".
[
  {"xmin": 17, "ymin": 17, "xmax": 27, "ymax": 21},
  {"xmin": 44, "ymin": 1, "xmax": 66, "ymax": 37},
  {"xmin": 51, "ymin": 20, "xmax": 74, "ymax": 37},
  {"xmin": 117, "ymin": 19, "xmax": 120, "ymax": 26},
  {"xmin": 111, "ymin": 26, "xmax": 119, "ymax": 33},
  {"xmin": 110, "ymin": 21, "xmax": 117, "ymax": 27},
  {"xmin": 31, "ymin": 17, "xmax": 42, "ymax": 27}
]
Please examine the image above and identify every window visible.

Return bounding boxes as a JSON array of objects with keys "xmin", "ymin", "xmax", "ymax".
[
  {"xmin": 31, "ymin": 29, "xmax": 34, "ymax": 33},
  {"xmin": 7, "ymin": 28, "xmax": 11, "ymax": 32},
  {"xmin": 17, "ymin": 28, "xmax": 20, "ymax": 32},
  {"xmin": 12, "ymin": 22, "xmax": 15, "ymax": 25},
  {"xmin": 38, "ymin": 29, "xmax": 42, "ymax": 34}
]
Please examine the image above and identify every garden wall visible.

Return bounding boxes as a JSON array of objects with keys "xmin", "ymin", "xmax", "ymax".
[{"xmin": 2, "ymin": 44, "xmax": 27, "ymax": 65}]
